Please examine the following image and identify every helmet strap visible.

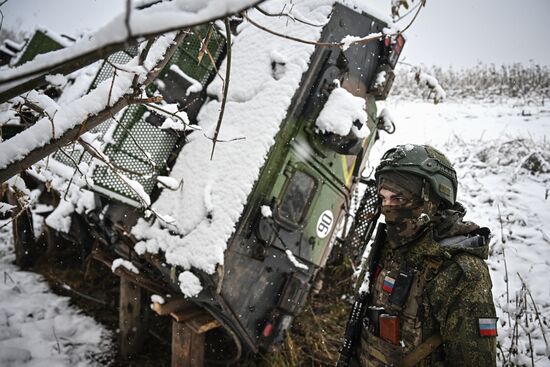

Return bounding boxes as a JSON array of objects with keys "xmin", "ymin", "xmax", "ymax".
[{"xmin": 421, "ymin": 179, "xmax": 430, "ymax": 202}]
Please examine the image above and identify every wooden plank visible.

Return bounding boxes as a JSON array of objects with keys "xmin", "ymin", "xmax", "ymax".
[
  {"xmin": 152, "ymin": 297, "xmax": 191, "ymax": 316},
  {"xmin": 119, "ymin": 278, "xmax": 147, "ymax": 359},
  {"xmin": 170, "ymin": 308, "xmax": 204, "ymax": 324},
  {"xmin": 172, "ymin": 320, "xmax": 204, "ymax": 367},
  {"xmin": 186, "ymin": 314, "xmax": 221, "ymax": 334},
  {"xmin": 154, "ymin": 297, "xmax": 221, "ymax": 333}
]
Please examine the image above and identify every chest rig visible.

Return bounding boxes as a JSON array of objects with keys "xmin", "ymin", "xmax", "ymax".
[{"xmin": 358, "ymin": 231, "xmax": 445, "ymax": 367}]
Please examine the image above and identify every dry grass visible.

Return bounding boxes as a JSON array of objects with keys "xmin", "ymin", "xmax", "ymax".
[{"xmin": 242, "ymin": 255, "xmax": 356, "ymax": 366}]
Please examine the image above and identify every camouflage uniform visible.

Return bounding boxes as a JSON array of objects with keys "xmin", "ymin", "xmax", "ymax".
[{"xmin": 353, "ymin": 145, "xmax": 497, "ymax": 367}]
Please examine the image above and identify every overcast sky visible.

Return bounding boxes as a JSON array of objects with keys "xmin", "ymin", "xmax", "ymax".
[
  {"xmin": 2, "ymin": 0, "xmax": 549, "ymax": 68},
  {"xmin": 399, "ymin": 0, "xmax": 550, "ymax": 67}
]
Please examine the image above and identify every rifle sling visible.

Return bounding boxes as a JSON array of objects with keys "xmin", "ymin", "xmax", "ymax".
[{"xmin": 397, "ymin": 333, "xmax": 443, "ymax": 367}]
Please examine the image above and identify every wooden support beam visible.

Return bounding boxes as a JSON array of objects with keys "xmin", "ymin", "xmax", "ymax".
[
  {"xmin": 152, "ymin": 298, "xmax": 221, "ymax": 333},
  {"xmin": 119, "ymin": 277, "xmax": 147, "ymax": 360},
  {"xmin": 154, "ymin": 299, "xmax": 221, "ymax": 367},
  {"xmin": 92, "ymin": 248, "xmax": 170, "ymax": 296},
  {"xmin": 7, "ymin": 190, "xmax": 36, "ymax": 269},
  {"xmin": 184, "ymin": 313, "xmax": 221, "ymax": 335},
  {"xmin": 172, "ymin": 320, "xmax": 205, "ymax": 367},
  {"xmin": 44, "ymin": 225, "xmax": 59, "ymax": 261},
  {"xmin": 152, "ymin": 297, "xmax": 192, "ymax": 316}
]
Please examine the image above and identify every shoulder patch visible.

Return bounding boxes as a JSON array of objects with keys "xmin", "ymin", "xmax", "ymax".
[{"xmin": 478, "ymin": 317, "xmax": 498, "ymax": 337}]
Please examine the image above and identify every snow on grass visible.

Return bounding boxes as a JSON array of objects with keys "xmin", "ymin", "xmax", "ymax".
[
  {"xmin": 370, "ymin": 97, "xmax": 550, "ymax": 366},
  {"xmin": 0, "ymin": 219, "xmax": 112, "ymax": 366},
  {"xmin": 451, "ymin": 138, "xmax": 550, "ymax": 366}
]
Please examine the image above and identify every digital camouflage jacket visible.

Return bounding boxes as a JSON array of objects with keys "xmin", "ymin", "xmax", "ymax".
[{"xmin": 356, "ymin": 205, "xmax": 497, "ymax": 367}]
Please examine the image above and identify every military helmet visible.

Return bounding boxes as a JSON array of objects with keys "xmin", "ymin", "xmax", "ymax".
[{"xmin": 375, "ymin": 144, "xmax": 458, "ymax": 205}]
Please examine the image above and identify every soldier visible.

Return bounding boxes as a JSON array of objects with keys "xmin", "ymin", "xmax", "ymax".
[{"xmin": 346, "ymin": 144, "xmax": 497, "ymax": 367}]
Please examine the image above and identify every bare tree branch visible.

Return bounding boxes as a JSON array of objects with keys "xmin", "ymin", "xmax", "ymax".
[
  {"xmin": 241, "ymin": 11, "xmax": 340, "ymax": 47},
  {"xmin": 0, "ymin": 0, "xmax": 7, "ymax": 31},
  {"xmin": 394, "ymin": 1, "xmax": 423, "ymax": 22},
  {"xmin": 131, "ymin": 38, "xmax": 155, "ymax": 90},
  {"xmin": 197, "ymin": 24, "xmax": 214, "ymax": 65},
  {"xmin": 203, "ymin": 134, "xmax": 245, "ymax": 143},
  {"xmin": 397, "ymin": 0, "xmax": 424, "ymax": 34},
  {"xmin": 210, "ymin": 17, "xmax": 232, "ymax": 160},
  {"xmin": 125, "ymin": 0, "xmax": 132, "ymax": 38},
  {"xmin": 254, "ymin": 5, "xmax": 324, "ymax": 27},
  {"xmin": 78, "ymin": 137, "xmax": 147, "ymax": 177}
]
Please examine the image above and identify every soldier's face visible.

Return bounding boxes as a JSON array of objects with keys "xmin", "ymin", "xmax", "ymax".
[{"xmin": 379, "ymin": 188, "xmax": 411, "ymax": 208}]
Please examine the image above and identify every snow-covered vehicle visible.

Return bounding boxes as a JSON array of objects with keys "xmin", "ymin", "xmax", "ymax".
[
  {"xmin": 0, "ymin": 1, "xmax": 404, "ymax": 362},
  {"xmin": 188, "ymin": 4, "xmax": 404, "ymax": 351}
]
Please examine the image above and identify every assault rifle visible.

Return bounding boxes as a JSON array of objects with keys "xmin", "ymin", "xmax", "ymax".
[{"xmin": 337, "ymin": 179, "xmax": 385, "ymax": 367}]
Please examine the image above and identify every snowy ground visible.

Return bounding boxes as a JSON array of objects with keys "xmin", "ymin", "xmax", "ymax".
[
  {"xmin": 1, "ymin": 97, "xmax": 549, "ymax": 366},
  {"xmin": 0, "ymin": 219, "xmax": 112, "ymax": 366},
  {"xmin": 370, "ymin": 98, "xmax": 550, "ymax": 366}
]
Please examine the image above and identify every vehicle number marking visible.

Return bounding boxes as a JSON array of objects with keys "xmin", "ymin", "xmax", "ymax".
[{"xmin": 316, "ymin": 210, "xmax": 334, "ymax": 239}]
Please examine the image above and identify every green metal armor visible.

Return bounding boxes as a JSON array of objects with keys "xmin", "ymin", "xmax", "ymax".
[{"xmin": 354, "ymin": 145, "xmax": 497, "ymax": 366}]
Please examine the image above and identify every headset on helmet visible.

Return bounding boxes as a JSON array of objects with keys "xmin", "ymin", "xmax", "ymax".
[{"xmin": 375, "ymin": 144, "xmax": 458, "ymax": 205}]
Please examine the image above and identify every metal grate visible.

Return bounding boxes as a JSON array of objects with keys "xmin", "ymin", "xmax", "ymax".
[
  {"xmin": 52, "ymin": 50, "xmax": 134, "ymax": 169},
  {"xmin": 50, "ymin": 27, "xmax": 225, "ymax": 206},
  {"xmin": 92, "ymin": 105, "xmax": 179, "ymax": 205},
  {"xmin": 343, "ymin": 179, "xmax": 380, "ymax": 256},
  {"xmin": 165, "ymin": 27, "xmax": 225, "ymax": 84},
  {"xmin": 91, "ymin": 26, "xmax": 226, "ymax": 206},
  {"xmin": 91, "ymin": 51, "xmax": 134, "ymax": 89}
]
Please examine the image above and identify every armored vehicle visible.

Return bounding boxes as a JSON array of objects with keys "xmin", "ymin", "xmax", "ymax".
[
  {"xmin": 2, "ymin": 1, "xmax": 404, "ymax": 362},
  {"xmin": 191, "ymin": 4, "xmax": 404, "ymax": 352}
]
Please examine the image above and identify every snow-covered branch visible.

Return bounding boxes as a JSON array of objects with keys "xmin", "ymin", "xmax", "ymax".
[
  {"xmin": 0, "ymin": 0, "xmax": 265, "ymax": 103},
  {"xmin": 0, "ymin": 31, "xmax": 187, "ymax": 183},
  {"xmin": 414, "ymin": 68, "xmax": 447, "ymax": 103}
]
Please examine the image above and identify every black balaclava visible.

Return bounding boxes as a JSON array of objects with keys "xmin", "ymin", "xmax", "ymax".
[{"xmin": 378, "ymin": 172, "xmax": 440, "ymax": 248}]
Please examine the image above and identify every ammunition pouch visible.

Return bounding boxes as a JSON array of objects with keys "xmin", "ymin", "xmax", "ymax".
[
  {"xmin": 360, "ymin": 329, "xmax": 404, "ymax": 367},
  {"xmin": 358, "ymin": 257, "xmax": 446, "ymax": 367},
  {"xmin": 360, "ymin": 329, "xmax": 443, "ymax": 367},
  {"xmin": 388, "ymin": 267, "xmax": 415, "ymax": 308}
]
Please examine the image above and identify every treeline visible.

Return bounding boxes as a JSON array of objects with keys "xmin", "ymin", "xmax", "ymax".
[{"xmin": 391, "ymin": 63, "xmax": 550, "ymax": 101}]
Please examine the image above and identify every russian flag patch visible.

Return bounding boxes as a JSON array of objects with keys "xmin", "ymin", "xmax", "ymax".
[
  {"xmin": 478, "ymin": 318, "xmax": 498, "ymax": 337},
  {"xmin": 382, "ymin": 276, "xmax": 396, "ymax": 293}
]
